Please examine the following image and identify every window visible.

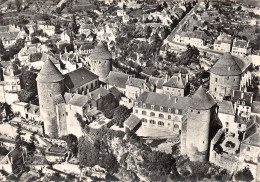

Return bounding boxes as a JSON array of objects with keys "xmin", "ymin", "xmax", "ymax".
[
  {"xmin": 135, "ymin": 109, "xmax": 138, "ymax": 114},
  {"xmin": 6, "ymin": 82, "xmax": 10, "ymax": 85},
  {"xmin": 150, "ymin": 120, "xmax": 156, "ymax": 124},
  {"xmin": 159, "ymin": 114, "xmax": 164, "ymax": 118},
  {"xmin": 168, "ymin": 115, "xmax": 171, "ymax": 119},
  {"xmin": 226, "ymin": 122, "xmax": 229, "ymax": 127},
  {"xmin": 151, "ymin": 105, "xmax": 154, "ymax": 110},
  {"xmin": 135, "ymin": 102, "xmax": 138, "ymax": 107},
  {"xmin": 215, "ymin": 78, "xmax": 218, "ymax": 82},
  {"xmin": 175, "ymin": 109, "xmax": 179, "ymax": 114},
  {"xmin": 11, "ymin": 82, "xmax": 16, "ymax": 85},
  {"xmin": 66, "ymin": 112, "xmax": 68, "ymax": 116},
  {"xmin": 168, "ymin": 108, "xmax": 171, "ymax": 113},
  {"xmin": 143, "ymin": 103, "xmax": 146, "ymax": 108},
  {"xmin": 12, "ymin": 86, "xmax": 15, "ymax": 90},
  {"xmin": 142, "ymin": 111, "xmax": 147, "ymax": 115},
  {"xmin": 215, "ymin": 88, "xmax": 217, "ymax": 91},
  {"xmin": 242, "ymin": 101, "xmax": 245, "ymax": 105},
  {"xmin": 17, "ymin": 81, "xmax": 20, "ymax": 85},
  {"xmin": 247, "ymin": 147, "xmax": 250, "ymax": 151},
  {"xmin": 142, "ymin": 119, "xmax": 147, "ymax": 123},
  {"xmin": 150, "ymin": 112, "xmax": 155, "ymax": 117},
  {"xmin": 158, "ymin": 121, "xmax": 164, "ymax": 126},
  {"xmin": 197, "ymin": 111, "xmax": 200, "ymax": 114},
  {"xmin": 160, "ymin": 107, "xmax": 163, "ymax": 111},
  {"xmin": 238, "ymin": 124, "xmax": 241, "ymax": 128},
  {"xmin": 227, "ymin": 76, "xmax": 229, "ymax": 80},
  {"xmin": 191, "ymin": 109, "xmax": 193, "ymax": 112}
]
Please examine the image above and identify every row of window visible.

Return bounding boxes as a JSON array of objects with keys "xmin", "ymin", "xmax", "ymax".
[
  {"xmin": 136, "ymin": 110, "xmax": 180, "ymax": 120},
  {"xmin": 135, "ymin": 103, "xmax": 180, "ymax": 114},
  {"xmin": 214, "ymin": 77, "xmax": 236, "ymax": 82},
  {"xmin": 142, "ymin": 119, "xmax": 180, "ymax": 128},
  {"xmin": 5, "ymin": 81, "xmax": 20, "ymax": 85}
]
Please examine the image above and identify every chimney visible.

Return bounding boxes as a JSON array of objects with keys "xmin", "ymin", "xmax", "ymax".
[
  {"xmin": 232, "ymin": 89, "xmax": 235, "ymax": 98},
  {"xmin": 186, "ymin": 74, "xmax": 189, "ymax": 83},
  {"xmin": 241, "ymin": 92, "xmax": 244, "ymax": 99},
  {"xmin": 174, "ymin": 97, "xmax": 177, "ymax": 103}
]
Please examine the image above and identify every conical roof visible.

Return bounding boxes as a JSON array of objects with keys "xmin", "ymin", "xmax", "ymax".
[
  {"xmin": 36, "ymin": 59, "xmax": 64, "ymax": 83},
  {"xmin": 89, "ymin": 41, "xmax": 112, "ymax": 60},
  {"xmin": 210, "ymin": 52, "xmax": 244, "ymax": 76},
  {"xmin": 189, "ymin": 86, "xmax": 216, "ymax": 110}
]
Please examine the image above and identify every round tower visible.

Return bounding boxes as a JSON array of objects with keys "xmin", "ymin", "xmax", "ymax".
[
  {"xmin": 89, "ymin": 41, "xmax": 112, "ymax": 83},
  {"xmin": 209, "ymin": 52, "xmax": 244, "ymax": 100},
  {"xmin": 3, "ymin": 62, "xmax": 22, "ymax": 104},
  {"xmin": 36, "ymin": 59, "xmax": 65, "ymax": 138},
  {"xmin": 186, "ymin": 86, "xmax": 216, "ymax": 162}
]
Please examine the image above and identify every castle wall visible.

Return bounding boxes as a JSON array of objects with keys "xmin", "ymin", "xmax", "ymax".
[
  {"xmin": 38, "ymin": 81, "xmax": 65, "ymax": 138},
  {"xmin": 90, "ymin": 59, "xmax": 111, "ymax": 82},
  {"xmin": 186, "ymin": 108, "xmax": 211, "ymax": 161},
  {"xmin": 210, "ymin": 73, "xmax": 240, "ymax": 100}
]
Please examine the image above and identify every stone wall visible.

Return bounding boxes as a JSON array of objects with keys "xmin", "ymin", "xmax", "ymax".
[{"xmin": 90, "ymin": 59, "xmax": 111, "ymax": 82}]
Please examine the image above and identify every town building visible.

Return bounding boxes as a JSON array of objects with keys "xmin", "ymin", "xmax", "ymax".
[
  {"xmin": 231, "ymin": 38, "xmax": 250, "ymax": 56},
  {"xmin": 133, "ymin": 91, "xmax": 190, "ymax": 134},
  {"xmin": 214, "ymin": 33, "xmax": 232, "ymax": 53},
  {"xmin": 209, "ymin": 52, "xmax": 251, "ymax": 100},
  {"xmin": 107, "ymin": 71, "xmax": 130, "ymax": 95}
]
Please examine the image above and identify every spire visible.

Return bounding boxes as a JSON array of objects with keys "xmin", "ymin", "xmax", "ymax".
[
  {"xmin": 36, "ymin": 59, "xmax": 64, "ymax": 83},
  {"xmin": 189, "ymin": 86, "xmax": 216, "ymax": 110}
]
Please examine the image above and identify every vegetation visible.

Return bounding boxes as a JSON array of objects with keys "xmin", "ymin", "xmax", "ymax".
[
  {"xmin": 235, "ymin": 167, "xmax": 254, "ymax": 182},
  {"xmin": 111, "ymin": 105, "xmax": 132, "ymax": 128}
]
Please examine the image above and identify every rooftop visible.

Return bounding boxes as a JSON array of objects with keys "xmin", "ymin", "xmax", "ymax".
[
  {"xmin": 36, "ymin": 59, "xmax": 64, "ymax": 83},
  {"xmin": 89, "ymin": 87, "xmax": 110, "ymax": 100},
  {"xmin": 210, "ymin": 52, "xmax": 251, "ymax": 76},
  {"xmin": 218, "ymin": 100, "xmax": 235, "ymax": 115},
  {"xmin": 124, "ymin": 114, "xmax": 141, "ymax": 131},
  {"xmin": 64, "ymin": 67, "xmax": 98, "ymax": 90},
  {"xmin": 108, "ymin": 71, "xmax": 130, "ymax": 89},
  {"xmin": 189, "ymin": 86, "xmax": 216, "ymax": 110},
  {"xmin": 89, "ymin": 41, "xmax": 112, "ymax": 60},
  {"xmin": 231, "ymin": 90, "xmax": 253, "ymax": 106},
  {"xmin": 68, "ymin": 93, "xmax": 91, "ymax": 107}
]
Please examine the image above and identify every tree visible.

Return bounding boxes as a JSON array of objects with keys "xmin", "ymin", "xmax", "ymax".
[
  {"xmin": 112, "ymin": 106, "xmax": 131, "ymax": 128},
  {"xmin": 31, "ymin": 37, "xmax": 40, "ymax": 44},
  {"xmin": 18, "ymin": 90, "xmax": 34, "ymax": 103},
  {"xmin": 0, "ymin": 40, "xmax": 5, "ymax": 54},
  {"xmin": 65, "ymin": 134, "xmax": 78, "ymax": 157},
  {"xmin": 235, "ymin": 167, "xmax": 254, "ymax": 182},
  {"xmin": 20, "ymin": 69, "xmax": 38, "ymax": 95},
  {"xmin": 15, "ymin": 0, "xmax": 22, "ymax": 12}
]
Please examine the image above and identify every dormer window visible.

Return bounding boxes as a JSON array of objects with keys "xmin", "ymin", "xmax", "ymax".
[
  {"xmin": 175, "ymin": 109, "xmax": 179, "ymax": 114},
  {"xmin": 143, "ymin": 103, "xmax": 146, "ymax": 108},
  {"xmin": 151, "ymin": 105, "xmax": 154, "ymax": 110},
  {"xmin": 160, "ymin": 107, "xmax": 163, "ymax": 111},
  {"xmin": 242, "ymin": 101, "xmax": 245, "ymax": 105},
  {"xmin": 168, "ymin": 108, "xmax": 171, "ymax": 113},
  {"xmin": 135, "ymin": 102, "xmax": 138, "ymax": 107}
]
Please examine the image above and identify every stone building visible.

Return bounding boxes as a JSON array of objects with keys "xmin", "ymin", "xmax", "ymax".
[
  {"xmin": 209, "ymin": 52, "xmax": 251, "ymax": 101},
  {"xmin": 133, "ymin": 91, "xmax": 190, "ymax": 134},
  {"xmin": 36, "ymin": 59, "xmax": 65, "ymax": 138},
  {"xmin": 181, "ymin": 86, "xmax": 217, "ymax": 162},
  {"xmin": 1, "ymin": 62, "xmax": 22, "ymax": 104},
  {"xmin": 89, "ymin": 42, "xmax": 112, "ymax": 83}
]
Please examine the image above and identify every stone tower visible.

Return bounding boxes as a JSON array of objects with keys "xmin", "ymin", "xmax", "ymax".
[
  {"xmin": 36, "ymin": 59, "xmax": 65, "ymax": 138},
  {"xmin": 89, "ymin": 41, "xmax": 112, "ymax": 83},
  {"xmin": 186, "ymin": 86, "xmax": 216, "ymax": 162},
  {"xmin": 3, "ymin": 62, "xmax": 22, "ymax": 104},
  {"xmin": 209, "ymin": 52, "xmax": 251, "ymax": 101}
]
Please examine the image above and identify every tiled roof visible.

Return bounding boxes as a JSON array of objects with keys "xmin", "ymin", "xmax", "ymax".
[
  {"xmin": 64, "ymin": 93, "xmax": 73, "ymax": 103},
  {"xmin": 252, "ymin": 101, "xmax": 260, "ymax": 114},
  {"xmin": 233, "ymin": 40, "xmax": 248, "ymax": 49},
  {"xmin": 89, "ymin": 87, "xmax": 110, "ymax": 100},
  {"xmin": 27, "ymin": 105, "xmax": 40, "ymax": 116},
  {"xmin": 80, "ymin": 24, "xmax": 96, "ymax": 30},
  {"xmin": 64, "ymin": 67, "xmax": 98, "ymax": 90},
  {"xmin": 68, "ymin": 93, "xmax": 90, "ymax": 107},
  {"xmin": 163, "ymin": 75, "xmax": 186, "ymax": 89},
  {"xmin": 211, "ymin": 128, "xmax": 224, "ymax": 145},
  {"xmin": 36, "ymin": 59, "xmax": 64, "ymax": 83},
  {"xmin": 29, "ymin": 53, "xmax": 42, "ymax": 62},
  {"xmin": 108, "ymin": 71, "xmax": 129, "ymax": 89},
  {"xmin": 218, "ymin": 100, "xmax": 235, "ymax": 115},
  {"xmin": 125, "ymin": 77, "xmax": 151, "ymax": 89},
  {"xmin": 231, "ymin": 90, "xmax": 253, "ymax": 106},
  {"xmin": 210, "ymin": 52, "xmax": 250, "ymax": 76},
  {"xmin": 0, "ymin": 32, "xmax": 19, "ymax": 40},
  {"xmin": 79, "ymin": 44, "xmax": 94, "ymax": 50},
  {"xmin": 149, "ymin": 76, "xmax": 166, "ymax": 89},
  {"xmin": 0, "ymin": 26, "xmax": 9, "ymax": 33},
  {"xmin": 89, "ymin": 41, "xmax": 112, "ymax": 60},
  {"xmin": 124, "ymin": 114, "xmax": 141, "ymax": 131},
  {"xmin": 189, "ymin": 86, "xmax": 216, "ymax": 110},
  {"xmin": 109, "ymin": 86, "xmax": 122, "ymax": 97},
  {"xmin": 235, "ymin": 116, "xmax": 247, "ymax": 124},
  {"xmin": 135, "ymin": 91, "xmax": 191, "ymax": 113},
  {"xmin": 242, "ymin": 130, "xmax": 260, "ymax": 147}
]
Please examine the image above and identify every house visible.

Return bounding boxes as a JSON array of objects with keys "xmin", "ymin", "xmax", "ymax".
[
  {"xmin": 162, "ymin": 73, "xmax": 189, "ymax": 97},
  {"xmin": 0, "ymin": 31, "xmax": 28, "ymax": 48},
  {"xmin": 231, "ymin": 89, "xmax": 254, "ymax": 119},
  {"xmin": 0, "ymin": 148, "xmax": 24, "ymax": 174},
  {"xmin": 125, "ymin": 77, "xmax": 153, "ymax": 101},
  {"xmin": 64, "ymin": 67, "xmax": 99, "ymax": 94},
  {"xmin": 37, "ymin": 24, "xmax": 55, "ymax": 36},
  {"xmin": 124, "ymin": 114, "xmax": 142, "ymax": 133},
  {"xmin": 218, "ymin": 100, "xmax": 236, "ymax": 134},
  {"xmin": 78, "ymin": 43, "xmax": 95, "ymax": 55},
  {"xmin": 232, "ymin": 38, "xmax": 250, "ymax": 56},
  {"xmin": 148, "ymin": 76, "xmax": 166, "ymax": 93},
  {"xmin": 79, "ymin": 24, "xmax": 96, "ymax": 35},
  {"xmin": 60, "ymin": 30, "xmax": 72, "ymax": 43},
  {"xmin": 122, "ymin": 15, "xmax": 130, "ymax": 23},
  {"xmin": 117, "ymin": 10, "xmax": 126, "ymax": 16},
  {"xmin": 107, "ymin": 71, "xmax": 130, "ymax": 95},
  {"xmin": 89, "ymin": 87, "xmax": 114, "ymax": 110},
  {"xmin": 27, "ymin": 53, "xmax": 61, "ymax": 71},
  {"xmin": 214, "ymin": 33, "xmax": 232, "ymax": 53},
  {"xmin": 133, "ymin": 91, "xmax": 191, "ymax": 134}
]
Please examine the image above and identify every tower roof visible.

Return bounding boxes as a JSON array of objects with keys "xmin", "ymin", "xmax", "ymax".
[
  {"xmin": 210, "ymin": 52, "xmax": 250, "ymax": 76},
  {"xmin": 4, "ymin": 62, "xmax": 21, "ymax": 76},
  {"xmin": 89, "ymin": 41, "xmax": 112, "ymax": 60},
  {"xmin": 36, "ymin": 59, "xmax": 64, "ymax": 83},
  {"xmin": 190, "ymin": 86, "xmax": 216, "ymax": 110}
]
